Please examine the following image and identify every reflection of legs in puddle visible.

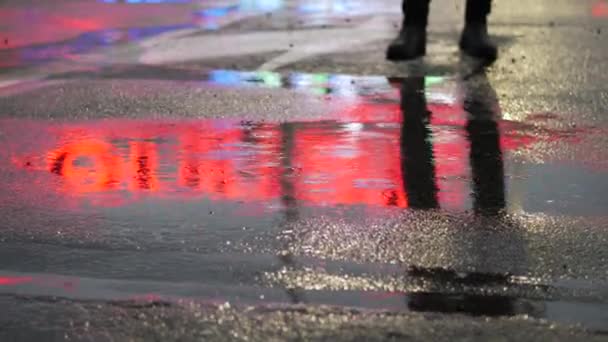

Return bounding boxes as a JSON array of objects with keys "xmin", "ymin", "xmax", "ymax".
[
  {"xmin": 460, "ymin": 71, "xmax": 528, "ymax": 275},
  {"xmin": 400, "ymin": 77, "xmax": 438, "ymax": 209},
  {"xmin": 464, "ymin": 73, "xmax": 505, "ymax": 216},
  {"xmin": 387, "ymin": 0, "xmax": 497, "ymax": 61},
  {"xmin": 399, "ymin": 72, "xmax": 509, "ymax": 214},
  {"xmin": 408, "ymin": 73, "xmax": 513, "ymax": 316},
  {"xmin": 279, "ymin": 122, "xmax": 299, "ymax": 222},
  {"xmin": 404, "ymin": 72, "xmax": 535, "ymax": 317},
  {"xmin": 276, "ymin": 122, "xmax": 306, "ymax": 305},
  {"xmin": 408, "ymin": 292, "xmax": 515, "ymax": 316}
]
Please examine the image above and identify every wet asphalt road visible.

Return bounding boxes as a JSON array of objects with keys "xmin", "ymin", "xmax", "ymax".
[{"xmin": 1, "ymin": 0, "xmax": 608, "ymax": 341}]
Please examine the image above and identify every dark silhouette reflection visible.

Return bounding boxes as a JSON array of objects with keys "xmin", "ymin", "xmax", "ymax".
[
  {"xmin": 276, "ymin": 122, "xmax": 306, "ymax": 305},
  {"xmin": 400, "ymin": 69, "xmax": 516, "ymax": 317},
  {"xmin": 135, "ymin": 155, "xmax": 152, "ymax": 190},
  {"xmin": 464, "ymin": 74, "xmax": 506, "ymax": 216},
  {"xmin": 400, "ymin": 77, "xmax": 439, "ymax": 209},
  {"xmin": 50, "ymin": 152, "xmax": 68, "ymax": 176},
  {"xmin": 408, "ymin": 266, "xmax": 510, "ymax": 285},
  {"xmin": 399, "ymin": 71, "xmax": 505, "ymax": 213},
  {"xmin": 183, "ymin": 164, "xmax": 200, "ymax": 188},
  {"xmin": 407, "ymin": 267, "xmax": 517, "ymax": 317},
  {"xmin": 279, "ymin": 122, "xmax": 299, "ymax": 223},
  {"xmin": 408, "ymin": 293, "xmax": 516, "ymax": 317},
  {"xmin": 130, "ymin": 142, "xmax": 157, "ymax": 191},
  {"xmin": 406, "ymin": 266, "xmax": 546, "ymax": 318}
]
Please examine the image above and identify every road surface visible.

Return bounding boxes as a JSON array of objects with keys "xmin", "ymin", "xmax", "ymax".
[{"xmin": 0, "ymin": 0, "xmax": 607, "ymax": 341}]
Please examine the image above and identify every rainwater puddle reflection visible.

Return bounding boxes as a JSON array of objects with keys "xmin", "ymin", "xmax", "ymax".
[
  {"xmin": 1, "ymin": 71, "xmax": 607, "ymax": 335},
  {"xmin": 2, "ymin": 71, "xmax": 593, "ymax": 216}
]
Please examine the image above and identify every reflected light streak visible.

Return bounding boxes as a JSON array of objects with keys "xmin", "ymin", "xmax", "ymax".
[{"xmin": 0, "ymin": 276, "xmax": 33, "ymax": 286}]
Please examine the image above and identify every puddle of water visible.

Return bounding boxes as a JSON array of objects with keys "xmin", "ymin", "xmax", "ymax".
[
  {"xmin": 0, "ymin": 70, "xmax": 607, "ymax": 336},
  {"xmin": 1, "ymin": 269, "xmax": 608, "ymax": 333},
  {"xmin": 2, "ymin": 71, "xmax": 595, "ymax": 216},
  {"xmin": 3, "ymin": 118, "xmax": 435, "ymax": 210}
]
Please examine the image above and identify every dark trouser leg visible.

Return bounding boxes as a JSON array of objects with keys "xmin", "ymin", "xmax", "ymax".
[
  {"xmin": 402, "ymin": 0, "xmax": 491, "ymax": 26},
  {"xmin": 460, "ymin": 0, "xmax": 497, "ymax": 60},
  {"xmin": 465, "ymin": 0, "xmax": 492, "ymax": 24},
  {"xmin": 403, "ymin": 0, "xmax": 431, "ymax": 27},
  {"xmin": 386, "ymin": 0, "xmax": 430, "ymax": 60}
]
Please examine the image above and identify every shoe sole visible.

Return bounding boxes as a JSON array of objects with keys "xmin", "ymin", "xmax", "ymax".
[{"xmin": 459, "ymin": 40, "xmax": 498, "ymax": 61}]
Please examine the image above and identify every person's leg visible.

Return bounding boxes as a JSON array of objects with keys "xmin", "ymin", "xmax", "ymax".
[
  {"xmin": 460, "ymin": 0, "xmax": 497, "ymax": 60},
  {"xmin": 386, "ymin": 0, "xmax": 431, "ymax": 61},
  {"xmin": 403, "ymin": 0, "xmax": 431, "ymax": 27},
  {"xmin": 465, "ymin": 0, "xmax": 492, "ymax": 24}
]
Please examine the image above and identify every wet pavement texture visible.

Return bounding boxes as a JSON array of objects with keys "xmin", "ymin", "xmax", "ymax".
[{"xmin": 1, "ymin": 0, "xmax": 608, "ymax": 341}]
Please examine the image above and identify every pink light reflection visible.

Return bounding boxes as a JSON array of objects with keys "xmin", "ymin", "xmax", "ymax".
[
  {"xmin": 0, "ymin": 276, "xmax": 34, "ymax": 286},
  {"xmin": 593, "ymin": 1, "xmax": 608, "ymax": 17}
]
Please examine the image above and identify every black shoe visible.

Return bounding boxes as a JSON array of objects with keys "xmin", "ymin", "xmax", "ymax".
[
  {"xmin": 386, "ymin": 27, "xmax": 426, "ymax": 61},
  {"xmin": 459, "ymin": 24, "xmax": 497, "ymax": 60}
]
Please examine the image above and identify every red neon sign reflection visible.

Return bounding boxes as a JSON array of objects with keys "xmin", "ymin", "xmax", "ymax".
[
  {"xmin": 33, "ymin": 115, "xmax": 476, "ymax": 210},
  {"xmin": 16, "ymin": 101, "xmax": 539, "ymax": 211}
]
